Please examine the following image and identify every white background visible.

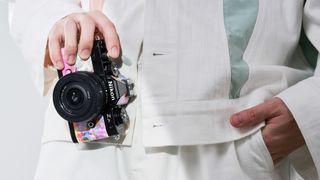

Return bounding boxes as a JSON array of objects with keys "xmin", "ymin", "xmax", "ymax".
[{"xmin": 0, "ymin": 2, "xmax": 46, "ymax": 180}]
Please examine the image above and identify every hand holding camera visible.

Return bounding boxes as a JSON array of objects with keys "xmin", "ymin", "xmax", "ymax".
[
  {"xmin": 46, "ymin": 10, "xmax": 120, "ymax": 69},
  {"xmin": 53, "ymin": 36, "xmax": 134, "ymax": 143},
  {"xmin": 47, "ymin": 10, "xmax": 132, "ymax": 143}
]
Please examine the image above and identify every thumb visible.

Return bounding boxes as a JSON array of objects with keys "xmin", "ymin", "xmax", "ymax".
[{"xmin": 230, "ymin": 98, "xmax": 280, "ymax": 128}]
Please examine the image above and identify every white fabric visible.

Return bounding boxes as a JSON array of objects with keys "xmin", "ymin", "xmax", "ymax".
[
  {"xmin": 289, "ymin": 145, "xmax": 318, "ymax": 179},
  {"xmin": 34, "ymin": 104, "xmax": 296, "ymax": 180},
  {"xmin": 8, "ymin": 0, "xmax": 316, "ymax": 146},
  {"xmin": 9, "ymin": 0, "xmax": 83, "ymax": 95},
  {"xmin": 276, "ymin": 1, "xmax": 320, "ymax": 177},
  {"xmin": 8, "ymin": 0, "xmax": 320, "ymax": 179}
]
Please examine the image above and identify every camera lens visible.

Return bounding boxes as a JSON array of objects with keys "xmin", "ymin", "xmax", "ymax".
[{"xmin": 53, "ymin": 72, "xmax": 107, "ymax": 122}]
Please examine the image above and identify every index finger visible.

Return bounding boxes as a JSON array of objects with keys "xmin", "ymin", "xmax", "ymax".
[{"xmin": 230, "ymin": 98, "xmax": 281, "ymax": 128}]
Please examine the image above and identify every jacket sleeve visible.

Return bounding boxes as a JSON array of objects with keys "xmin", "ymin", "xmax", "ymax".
[
  {"xmin": 276, "ymin": 0, "xmax": 320, "ymax": 178},
  {"xmin": 9, "ymin": 0, "xmax": 83, "ymax": 95}
]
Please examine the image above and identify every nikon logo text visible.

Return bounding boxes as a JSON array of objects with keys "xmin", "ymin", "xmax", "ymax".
[{"xmin": 108, "ymin": 81, "xmax": 116, "ymax": 101}]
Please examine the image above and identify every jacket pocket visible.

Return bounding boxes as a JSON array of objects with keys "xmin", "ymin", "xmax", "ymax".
[
  {"xmin": 235, "ymin": 129, "xmax": 275, "ymax": 177},
  {"xmin": 255, "ymin": 129, "xmax": 275, "ymax": 171}
]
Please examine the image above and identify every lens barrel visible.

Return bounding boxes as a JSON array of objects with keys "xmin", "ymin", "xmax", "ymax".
[{"xmin": 53, "ymin": 72, "xmax": 106, "ymax": 122}]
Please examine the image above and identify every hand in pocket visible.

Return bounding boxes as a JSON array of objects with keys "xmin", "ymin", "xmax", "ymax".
[{"xmin": 230, "ymin": 97, "xmax": 305, "ymax": 164}]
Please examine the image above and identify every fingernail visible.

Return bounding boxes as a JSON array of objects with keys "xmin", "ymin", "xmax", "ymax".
[
  {"xmin": 56, "ymin": 61, "xmax": 64, "ymax": 70},
  {"xmin": 68, "ymin": 55, "xmax": 76, "ymax": 64},
  {"xmin": 230, "ymin": 114, "xmax": 242, "ymax": 127},
  {"xmin": 80, "ymin": 49, "xmax": 90, "ymax": 59},
  {"xmin": 111, "ymin": 46, "xmax": 119, "ymax": 57}
]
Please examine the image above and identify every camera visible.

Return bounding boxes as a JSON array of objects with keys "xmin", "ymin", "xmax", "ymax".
[{"xmin": 53, "ymin": 36, "xmax": 134, "ymax": 143}]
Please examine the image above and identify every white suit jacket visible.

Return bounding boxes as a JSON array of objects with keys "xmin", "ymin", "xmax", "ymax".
[{"xmin": 9, "ymin": 0, "xmax": 320, "ymax": 177}]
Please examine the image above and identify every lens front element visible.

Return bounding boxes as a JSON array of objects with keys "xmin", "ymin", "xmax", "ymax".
[{"xmin": 65, "ymin": 85, "xmax": 85, "ymax": 108}]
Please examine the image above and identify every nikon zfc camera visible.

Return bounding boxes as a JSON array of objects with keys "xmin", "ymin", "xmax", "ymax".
[{"xmin": 53, "ymin": 35, "xmax": 134, "ymax": 143}]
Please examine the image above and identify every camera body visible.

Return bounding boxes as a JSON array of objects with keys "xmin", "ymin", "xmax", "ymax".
[{"xmin": 53, "ymin": 36, "xmax": 134, "ymax": 143}]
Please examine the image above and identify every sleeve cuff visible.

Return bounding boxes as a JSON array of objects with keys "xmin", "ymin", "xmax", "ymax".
[
  {"xmin": 276, "ymin": 76, "xmax": 320, "ymax": 178},
  {"xmin": 288, "ymin": 145, "xmax": 318, "ymax": 179}
]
